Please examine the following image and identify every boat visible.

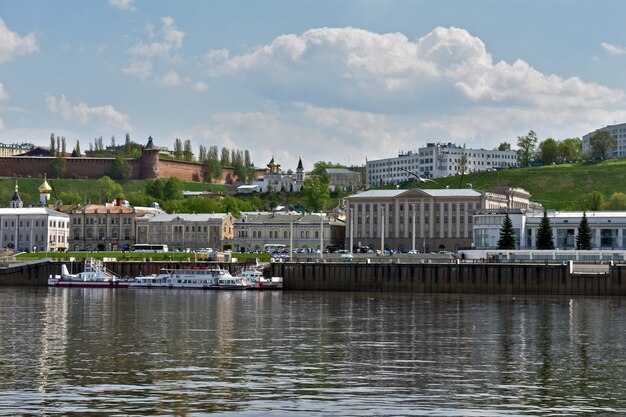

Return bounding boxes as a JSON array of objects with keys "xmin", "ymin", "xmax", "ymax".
[
  {"xmin": 130, "ymin": 266, "xmax": 249, "ymax": 290},
  {"xmin": 48, "ymin": 258, "xmax": 130, "ymax": 288},
  {"xmin": 235, "ymin": 265, "xmax": 283, "ymax": 290}
]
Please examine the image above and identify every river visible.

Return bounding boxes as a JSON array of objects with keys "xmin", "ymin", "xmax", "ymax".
[{"xmin": 0, "ymin": 287, "xmax": 625, "ymax": 416}]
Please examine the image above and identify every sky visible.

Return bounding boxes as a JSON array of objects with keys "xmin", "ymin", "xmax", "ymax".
[{"xmin": 1, "ymin": 0, "xmax": 626, "ymax": 171}]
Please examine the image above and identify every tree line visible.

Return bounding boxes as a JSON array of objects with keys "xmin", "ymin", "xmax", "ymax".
[{"xmin": 512, "ymin": 129, "xmax": 617, "ymax": 167}]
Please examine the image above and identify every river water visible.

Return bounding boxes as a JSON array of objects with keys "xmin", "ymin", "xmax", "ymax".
[{"xmin": 0, "ymin": 287, "xmax": 625, "ymax": 416}]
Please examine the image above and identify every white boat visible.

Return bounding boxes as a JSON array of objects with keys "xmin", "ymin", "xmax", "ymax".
[
  {"xmin": 48, "ymin": 258, "xmax": 130, "ymax": 288},
  {"xmin": 130, "ymin": 266, "xmax": 249, "ymax": 290},
  {"xmin": 236, "ymin": 266, "xmax": 283, "ymax": 290}
]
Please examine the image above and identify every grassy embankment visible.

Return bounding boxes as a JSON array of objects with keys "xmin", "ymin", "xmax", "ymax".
[{"xmin": 404, "ymin": 159, "xmax": 626, "ymax": 210}]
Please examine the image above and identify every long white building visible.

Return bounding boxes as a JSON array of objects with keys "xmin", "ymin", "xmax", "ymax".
[
  {"xmin": 582, "ymin": 122, "xmax": 626, "ymax": 159},
  {"xmin": 366, "ymin": 143, "xmax": 518, "ymax": 187},
  {"xmin": 473, "ymin": 209, "xmax": 626, "ymax": 250}
]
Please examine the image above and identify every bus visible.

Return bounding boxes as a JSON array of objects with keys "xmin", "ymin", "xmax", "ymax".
[
  {"xmin": 132, "ymin": 244, "xmax": 169, "ymax": 253},
  {"xmin": 264, "ymin": 243, "xmax": 287, "ymax": 253}
]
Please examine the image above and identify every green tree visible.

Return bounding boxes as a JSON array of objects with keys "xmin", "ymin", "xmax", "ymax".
[
  {"xmin": 173, "ymin": 138, "xmax": 183, "ymax": 159},
  {"xmin": 202, "ymin": 158, "xmax": 222, "ymax": 183},
  {"xmin": 198, "ymin": 145, "xmax": 207, "ymax": 162},
  {"xmin": 163, "ymin": 177, "xmax": 183, "ymax": 200},
  {"xmin": 146, "ymin": 179, "xmax": 166, "ymax": 200},
  {"xmin": 51, "ymin": 155, "xmax": 67, "ymax": 178},
  {"xmin": 301, "ymin": 175, "xmax": 330, "ymax": 212},
  {"xmin": 457, "ymin": 153, "xmax": 468, "ymax": 188},
  {"xmin": 109, "ymin": 155, "xmax": 131, "ymax": 180},
  {"xmin": 590, "ymin": 130, "xmax": 617, "ymax": 160},
  {"xmin": 517, "ymin": 130, "xmax": 538, "ymax": 167},
  {"xmin": 220, "ymin": 147, "xmax": 231, "ymax": 166},
  {"xmin": 538, "ymin": 138, "xmax": 558, "ymax": 165},
  {"xmin": 497, "ymin": 142, "xmax": 511, "ymax": 151},
  {"xmin": 576, "ymin": 211, "xmax": 592, "ymax": 250},
  {"xmin": 497, "ymin": 212, "xmax": 516, "ymax": 249},
  {"xmin": 97, "ymin": 176, "xmax": 124, "ymax": 202},
  {"xmin": 126, "ymin": 191, "xmax": 154, "ymax": 208},
  {"xmin": 74, "ymin": 140, "xmax": 81, "ymax": 157},
  {"xmin": 124, "ymin": 133, "xmax": 132, "ymax": 156},
  {"xmin": 558, "ymin": 137, "xmax": 582, "ymax": 163},
  {"xmin": 575, "ymin": 191, "xmax": 604, "ymax": 211},
  {"xmin": 183, "ymin": 139, "xmax": 194, "ymax": 161},
  {"xmin": 606, "ymin": 192, "xmax": 626, "ymax": 210},
  {"xmin": 59, "ymin": 191, "xmax": 83, "ymax": 205},
  {"xmin": 536, "ymin": 210, "xmax": 555, "ymax": 250},
  {"xmin": 49, "ymin": 133, "xmax": 56, "ymax": 156}
]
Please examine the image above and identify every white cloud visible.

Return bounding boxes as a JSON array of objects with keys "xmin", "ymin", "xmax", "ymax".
[
  {"xmin": 108, "ymin": 0, "xmax": 135, "ymax": 11},
  {"xmin": 157, "ymin": 71, "xmax": 181, "ymax": 87},
  {"xmin": 207, "ymin": 26, "xmax": 623, "ymax": 112},
  {"xmin": 123, "ymin": 17, "xmax": 185, "ymax": 81},
  {"xmin": 0, "ymin": 18, "xmax": 38, "ymax": 64},
  {"xmin": 193, "ymin": 81, "xmax": 208, "ymax": 91},
  {"xmin": 45, "ymin": 94, "xmax": 132, "ymax": 131},
  {"xmin": 121, "ymin": 60, "xmax": 152, "ymax": 80},
  {"xmin": 0, "ymin": 82, "xmax": 8, "ymax": 100},
  {"xmin": 601, "ymin": 42, "xmax": 626, "ymax": 55}
]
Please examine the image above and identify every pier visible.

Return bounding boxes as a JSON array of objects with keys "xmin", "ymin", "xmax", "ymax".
[{"xmin": 2, "ymin": 258, "xmax": 626, "ymax": 296}]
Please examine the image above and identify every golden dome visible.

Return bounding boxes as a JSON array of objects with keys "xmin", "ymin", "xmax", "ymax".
[{"xmin": 39, "ymin": 174, "xmax": 52, "ymax": 193}]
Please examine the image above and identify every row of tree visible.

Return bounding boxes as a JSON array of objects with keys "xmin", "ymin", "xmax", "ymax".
[
  {"xmin": 497, "ymin": 210, "xmax": 592, "ymax": 250},
  {"xmin": 513, "ymin": 129, "xmax": 617, "ymax": 167}
]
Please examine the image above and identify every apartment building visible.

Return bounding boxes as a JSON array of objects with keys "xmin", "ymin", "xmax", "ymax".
[
  {"xmin": 366, "ymin": 143, "xmax": 518, "ymax": 186},
  {"xmin": 582, "ymin": 122, "xmax": 626, "ymax": 159}
]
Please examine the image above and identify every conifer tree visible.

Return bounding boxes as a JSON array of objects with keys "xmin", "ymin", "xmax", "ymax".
[
  {"xmin": 49, "ymin": 133, "xmax": 56, "ymax": 156},
  {"xmin": 497, "ymin": 212, "xmax": 516, "ymax": 249},
  {"xmin": 537, "ymin": 210, "xmax": 555, "ymax": 249},
  {"xmin": 576, "ymin": 211, "xmax": 592, "ymax": 250}
]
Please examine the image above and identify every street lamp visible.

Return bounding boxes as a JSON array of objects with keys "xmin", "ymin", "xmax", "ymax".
[
  {"xmin": 380, "ymin": 204, "xmax": 385, "ymax": 254},
  {"xmin": 319, "ymin": 212, "xmax": 324, "ymax": 260},
  {"xmin": 350, "ymin": 207, "xmax": 354, "ymax": 254},
  {"xmin": 411, "ymin": 203, "xmax": 416, "ymax": 252}
]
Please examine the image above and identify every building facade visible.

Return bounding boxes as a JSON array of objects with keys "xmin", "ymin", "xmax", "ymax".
[
  {"xmin": 473, "ymin": 209, "xmax": 626, "ymax": 250},
  {"xmin": 326, "ymin": 168, "xmax": 362, "ymax": 192},
  {"xmin": 58, "ymin": 200, "xmax": 163, "ymax": 251},
  {"xmin": 0, "ymin": 142, "xmax": 33, "ymax": 157},
  {"xmin": 345, "ymin": 188, "xmax": 540, "ymax": 253},
  {"xmin": 135, "ymin": 213, "xmax": 236, "ymax": 251},
  {"xmin": 228, "ymin": 212, "xmax": 345, "ymax": 253},
  {"xmin": 366, "ymin": 143, "xmax": 518, "ymax": 186},
  {"xmin": 582, "ymin": 122, "xmax": 626, "ymax": 159},
  {"xmin": 0, "ymin": 184, "xmax": 69, "ymax": 252}
]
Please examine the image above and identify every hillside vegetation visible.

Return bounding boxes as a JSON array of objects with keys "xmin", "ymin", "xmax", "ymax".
[
  {"xmin": 2, "ymin": 159, "xmax": 625, "ymax": 211},
  {"xmin": 403, "ymin": 159, "xmax": 626, "ymax": 210}
]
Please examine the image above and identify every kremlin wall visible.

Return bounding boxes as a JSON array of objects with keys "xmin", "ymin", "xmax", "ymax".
[{"xmin": 0, "ymin": 138, "xmax": 241, "ymax": 184}]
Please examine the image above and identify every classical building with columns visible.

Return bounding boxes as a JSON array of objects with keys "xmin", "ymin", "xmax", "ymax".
[{"xmin": 344, "ymin": 187, "xmax": 541, "ymax": 253}]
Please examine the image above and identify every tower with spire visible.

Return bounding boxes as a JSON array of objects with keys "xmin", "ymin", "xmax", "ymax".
[
  {"xmin": 296, "ymin": 157, "xmax": 305, "ymax": 182},
  {"xmin": 9, "ymin": 182, "xmax": 23, "ymax": 208},
  {"xmin": 39, "ymin": 174, "xmax": 52, "ymax": 206}
]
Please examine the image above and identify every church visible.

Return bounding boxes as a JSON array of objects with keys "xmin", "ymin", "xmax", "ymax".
[
  {"xmin": 244, "ymin": 157, "xmax": 306, "ymax": 193},
  {"xmin": 0, "ymin": 178, "xmax": 70, "ymax": 252}
]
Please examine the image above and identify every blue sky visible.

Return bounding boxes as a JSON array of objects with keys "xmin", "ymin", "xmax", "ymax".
[{"xmin": 1, "ymin": 0, "xmax": 626, "ymax": 170}]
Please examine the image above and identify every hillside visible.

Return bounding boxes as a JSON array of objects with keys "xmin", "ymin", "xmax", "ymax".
[
  {"xmin": 0, "ymin": 178, "xmax": 226, "ymax": 207},
  {"xmin": 403, "ymin": 159, "xmax": 626, "ymax": 210},
  {"xmin": 2, "ymin": 160, "xmax": 625, "ymax": 211}
]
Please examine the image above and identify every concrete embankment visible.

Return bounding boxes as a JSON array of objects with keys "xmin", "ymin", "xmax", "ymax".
[
  {"xmin": 2, "ymin": 259, "xmax": 626, "ymax": 296},
  {"xmin": 270, "ymin": 261, "xmax": 626, "ymax": 296}
]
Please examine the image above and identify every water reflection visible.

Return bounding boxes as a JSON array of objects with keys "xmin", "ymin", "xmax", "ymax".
[{"xmin": 0, "ymin": 288, "xmax": 625, "ymax": 416}]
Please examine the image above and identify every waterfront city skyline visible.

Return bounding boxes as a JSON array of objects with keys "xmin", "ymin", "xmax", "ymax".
[{"xmin": 2, "ymin": 0, "xmax": 626, "ymax": 169}]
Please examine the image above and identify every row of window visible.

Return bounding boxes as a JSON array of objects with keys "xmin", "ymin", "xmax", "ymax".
[
  {"xmin": 2, "ymin": 234, "xmax": 66, "ymax": 243},
  {"xmin": 3, "ymin": 219, "xmax": 67, "ymax": 228},
  {"xmin": 73, "ymin": 217, "xmax": 133, "ymax": 225}
]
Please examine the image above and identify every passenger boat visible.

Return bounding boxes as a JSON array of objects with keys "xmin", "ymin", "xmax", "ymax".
[
  {"xmin": 48, "ymin": 258, "xmax": 130, "ymax": 288},
  {"xmin": 236, "ymin": 266, "xmax": 283, "ymax": 290},
  {"xmin": 130, "ymin": 266, "xmax": 249, "ymax": 290}
]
